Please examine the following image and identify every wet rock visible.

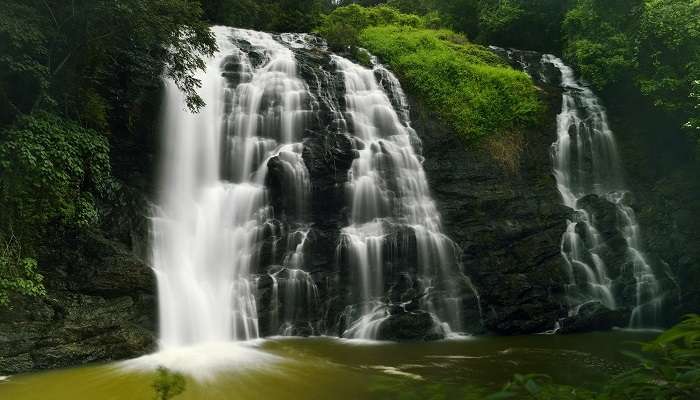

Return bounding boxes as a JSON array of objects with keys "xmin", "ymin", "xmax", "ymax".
[
  {"xmin": 558, "ymin": 301, "xmax": 628, "ymax": 334},
  {"xmin": 576, "ymin": 194, "xmax": 620, "ymax": 242},
  {"xmin": 0, "ymin": 231, "xmax": 156, "ymax": 374},
  {"xmin": 413, "ymin": 82, "xmax": 571, "ymax": 334},
  {"xmin": 377, "ymin": 311, "xmax": 445, "ymax": 341}
]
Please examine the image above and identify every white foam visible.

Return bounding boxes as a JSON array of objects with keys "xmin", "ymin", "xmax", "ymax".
[
  {"xmin": 368, "ymin": 365, "xmax": 424, "ymax": 381},
  {"xmin": 118, "ymin": 342, "xmax": 283, "ymax": 382}
]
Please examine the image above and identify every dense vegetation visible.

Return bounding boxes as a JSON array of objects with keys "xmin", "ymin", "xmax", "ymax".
[
  {"xmin": 359, "ymin": 25, "xmax": 541, "ymax": 140},
  {"xmin": 0, "ymin": 0, "xmax": 216, "ymax": 306}
]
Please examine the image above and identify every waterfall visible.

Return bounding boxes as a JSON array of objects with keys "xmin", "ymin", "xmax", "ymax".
[
  {"xmin": 542, "ymin": 54, "xmax": 662, "ymax": 328},
  {"xmin": 152, "ymin": 27, "xmax": 313, "ymax": 348},
  {"xmin": 152, "ymin": 26, "xmax": 477, "ymax": 346},
  {"xmin": 333, "ymin": 56, "xmax": 475, "ymax": 339}
]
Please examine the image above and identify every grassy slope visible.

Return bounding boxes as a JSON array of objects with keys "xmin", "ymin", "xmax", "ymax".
[{"xmin": 359, "ymin": 25, "xmax": 542, "ymax": 142}]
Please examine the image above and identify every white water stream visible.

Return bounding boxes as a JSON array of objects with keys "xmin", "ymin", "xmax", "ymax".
[
  {"xmin": 544, "ymin": 55, "xmax": 662, "ymax": 327},
  {"xmin": 152, "ymin": 27, "xmax": 311, "ymax": 348}
]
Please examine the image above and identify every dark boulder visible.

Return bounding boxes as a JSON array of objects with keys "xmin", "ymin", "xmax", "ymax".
[
  {"xmin": 558, "ymin": 301, "xmax": 628, "ymax": 334},
  {"xmin": 377, "ymin": 311, "xmax": 445, "ymax": 341}
]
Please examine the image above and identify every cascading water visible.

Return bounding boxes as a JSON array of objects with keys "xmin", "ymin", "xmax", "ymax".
[
  {"xmin": 152, "ymin": 25, "xmax": 477, "ymax": 348},
  {"xmin": 542, "ymin": 54, "xmax": 663, "ymax": 327},
  {"xmin": 333, "ymin": 56, "xmax": 476, "ymax": 339},
  {"xmin": 152, "ymin": 27, "xmax": 314, "ymax": 348}
]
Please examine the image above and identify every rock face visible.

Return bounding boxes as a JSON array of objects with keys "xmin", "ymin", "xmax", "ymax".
[
  {"xmin": 0, "ymin": 230, "xmax": 156, "ymax": 374},
  {"xmin": 559, "ymin": 301, "xmax": 627, "ymax": 334},
  {"xmin": 377, "ymin": 311, "xmax": 444, "ymax": 341},
  {"xmin": 412, "ymin": 83, "xmax": 571, "ymax": 335}
]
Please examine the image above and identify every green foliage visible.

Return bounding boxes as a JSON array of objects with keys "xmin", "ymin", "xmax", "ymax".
[
  {"xmin": 0, "ymin": 0, "xmax": 216, "ymax": 126},
  {"xmin": 602, "ymin": 314, "xmax": 700, "ymax": 399},
  {"xmin": 562, "ymin": 0, "xmax": 700, "ymax": 152},
  {"xmin": 562, "ymin": 0, "xmax": 641, "ymax": 90},
  {"xmin": 359, "ymin": 26, "xmax": 541, "ymax": 141},
  {"xmin": 0, "ymin": 113, "xmax": 112, "ymax": 240},
  {"xmin": 0, "ymin": 2, "xmax": 50, "ymax": 124},
  {"xmin": 492, "ymin": 315, "xmax": 700, "ymax": 400},
  {"xmin": 0, "ymin": 234, "xmax": 45, "ymax": 308},
  {"xmin": 637, "ymin": 0, "xmax": 700, "ymax": 114},
  {"xmin": 152, "ymin": 367, "xmax": 187, "ymax": 400},
  {"xmin": 315, "ymin": 4, "xmax": 426, "ymax": 50},
  {"xmin": 477, "ymin": 0, "xmax": 573, "ymax": 53},
  {"xmin": 0, "ymin": 0, "xmax": 216, "ymax": 309},
  {"xmin": 202, "ymin": 0, "xmax": 326, "ymax": 33},
  {"xmin": 329, "ymin": 1, "xmax": 570, "ymax": 52}
]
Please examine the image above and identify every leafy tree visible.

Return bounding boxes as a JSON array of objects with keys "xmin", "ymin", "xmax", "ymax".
[
  {"xmin": 0, "ymin": 113, "xmax": 112, "ymax": 239},
  {"xmin": 0, "ymin": 2, "xmax": 50, "ymax": 125},
  {"xmin": 562, "ymin": 0, "xmax": 642, "ymax": 91},
  {"xmin": 0, "ymin": 0, "xmax": 217, "ymax": 308},
  {"xmin": 202, "ymin": 0, "xmax": 326, "ymax": 33},
  {"xmin": 478, "ymin": 0, "xmax": 573, "ymax": 53},
  {"xmin": 0, "ymin": 0, "xmax": 216, "ymax": 128},
  {"xmin": 637, "ymin": 0, "xmax": 700, "ymax": 114},
  {"xmin": 152, "ymin": 367, "xmax": 187, "ymax": 400}
]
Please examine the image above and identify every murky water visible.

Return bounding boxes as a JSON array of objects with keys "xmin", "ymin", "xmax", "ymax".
[{"xmin": 0, "ymin": 331, "xmax": 656, "ymax": 399}]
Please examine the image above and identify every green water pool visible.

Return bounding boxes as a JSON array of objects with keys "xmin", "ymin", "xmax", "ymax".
[{"xmin": 0, "ymin": 330, "xmax": 657, "ymax": 400}]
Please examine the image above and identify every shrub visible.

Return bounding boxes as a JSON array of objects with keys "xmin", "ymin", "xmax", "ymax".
[
  {"xmin": 152, "ymin": 367, "xmax": 187, "ymax": 400},
  {"xmin": 0, "ymin": 234, "xmax": 45, "ymax": 308},
  {"xmin": 0, "ymin": 112, "xmax": 112, "ymax": 241},
  {"xmin": 315, "ymin": 4, "xmax": 426, "ymax": 50}
]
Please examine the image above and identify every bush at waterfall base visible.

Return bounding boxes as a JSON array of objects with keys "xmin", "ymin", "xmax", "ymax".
[
  {"xmin": 359, "ymin": 26, "xmax": 542, "ymax": 141},
  {"xmin": 490, "ymin": 315, "xmax": 700, "ymax": 399},
  {"xmin": 152, "ymin": 367, "xmax": 187, "ymax": 400}
]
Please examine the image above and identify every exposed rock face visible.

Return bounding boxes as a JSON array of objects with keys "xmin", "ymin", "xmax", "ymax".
[
  {"xmin": 411, "ymin": 84, "xmax": 571, "ymax": 334},
  {"xmin": 0, "ymin": 230, "xmax": 156, "ymax": 374},
  {"xmin": 559, "ymin": 301, "xmax": 627, "ymax": 334}
]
